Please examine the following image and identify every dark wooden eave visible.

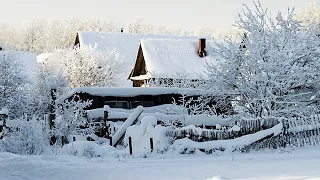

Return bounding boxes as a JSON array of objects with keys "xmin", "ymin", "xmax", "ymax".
[
  {"xmin": 128, "ymin": 44, "xmax": 147, "ymax": 80},
  {"xmin": 74, "ymin": 32, "xmax": 80, "ymax": 48}
]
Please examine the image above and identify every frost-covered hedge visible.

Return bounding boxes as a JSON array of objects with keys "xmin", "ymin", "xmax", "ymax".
[{"xmin": 0, "ymin": 117, "xmax": 50, "ymax": 155}]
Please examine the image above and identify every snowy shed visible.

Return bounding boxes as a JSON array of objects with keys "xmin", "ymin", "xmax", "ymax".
[
  {"xmin": 74, "ymin": 31, "xmax": 212, "ymax": 87},
  {"xmin": 129, "ymin": 39, "xmax": 219, "ymax": 87}
]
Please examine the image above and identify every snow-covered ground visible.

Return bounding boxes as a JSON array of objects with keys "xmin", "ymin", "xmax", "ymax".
[{"xmin": 1, "ymin": 146, "xmax": 320, "ymax": 180}]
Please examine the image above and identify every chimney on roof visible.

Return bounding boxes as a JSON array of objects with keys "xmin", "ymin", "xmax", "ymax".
[
  {"xmin": 121, "ymin": 28, "xmax": 124, "ymax": 33},
  {"xmin": 198, "ymin": 38, "xmax": 206, "ymax": 57}
]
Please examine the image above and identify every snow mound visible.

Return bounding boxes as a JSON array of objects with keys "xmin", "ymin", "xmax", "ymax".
[
  {"xmin": 207, "ymin": 176, "xmax": 231, "ymax": 180},
  {"xmin": 124, "ymin": 116, "xmax": 171, "ymax": 156},
  {"xmin": 61, "ymin": 141, "xmax": 117, "ymax": 158}
]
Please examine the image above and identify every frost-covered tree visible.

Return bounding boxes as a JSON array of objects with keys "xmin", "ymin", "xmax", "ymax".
[
  {"xmin": 207, "ymin": 1, "xmax": 320, "ymax": 118},
  {"xmin": 295, "ymin": 1, "xmax": 320, "ymax": 28},
  {"xmin": 46, "ymin": 46, "xmax": 124, "ymax": 88},
  {"xmin": 0, "ymin": 52, "xmax": 30, "ymax": 118},
  {"xmin": 54, "ymin": 96, "xmax": 93, "ymax": 144},
  {"xmin": 0, "ymin": 18, "xmax": 120, "ymax": 54},
  {"xmin": 30, "ymin": 62, "xmax": 70, "ymax": 117}
]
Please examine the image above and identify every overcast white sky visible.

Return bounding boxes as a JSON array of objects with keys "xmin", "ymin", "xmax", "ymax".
[{"xmin": 0, "ymin": 0, "xmax": 314, "ymax": 30}]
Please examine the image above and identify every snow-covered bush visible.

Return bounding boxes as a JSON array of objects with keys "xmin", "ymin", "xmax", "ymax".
[
  {"xmin": 0, "ymin": 116, "xmax": 50, "ymax": 155},
  {"xmin": 207, "ymin": 1, "xmax": 320, "ymax": 118},
  {"xmin": 61, "ymin": 141, "xmax": 117, "ymax": 158}
]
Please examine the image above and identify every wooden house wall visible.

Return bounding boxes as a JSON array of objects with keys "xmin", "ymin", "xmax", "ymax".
[
  {"xmin": 70, "ymin": 92, "xmax": 232, "ymax": 115},
  {"xmin": 76, "ymin": 93, "xmax": 181, "ymax": 110}
]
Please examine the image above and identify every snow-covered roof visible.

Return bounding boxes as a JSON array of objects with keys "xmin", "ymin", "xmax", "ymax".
[
  {"xmin": 77, "ymin": 31, "xmax": 212, "ymax": 87},
  {"xmin": 0, "ymin": 51, "xmax": 37, "ymax": 81},
  {"xmin": 137, "ymin": 39, "xmax": 219, "ymax": 79},
  {"xmin": 65, "ymin": 87, "xmax": 212, "ymax": 99}
]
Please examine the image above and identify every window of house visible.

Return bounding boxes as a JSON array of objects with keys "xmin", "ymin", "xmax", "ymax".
[
  {"xmin": 131, "ymin": 101, "xmax": 155, "ymax": 108},
  {"xmin": 104, "ymin": 101, "xmax": 129, "ymax": 109}
]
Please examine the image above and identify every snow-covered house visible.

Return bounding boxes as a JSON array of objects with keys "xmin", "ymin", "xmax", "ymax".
[
  {"xmin": 129, "ymin": 38, "xmax": 218, "ymax": 87},
  {"xmin": 74, "ymin": 31, "xmax": 212, "ymax": 87}
]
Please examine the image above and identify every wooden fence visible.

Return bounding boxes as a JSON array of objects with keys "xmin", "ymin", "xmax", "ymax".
[
  {"xmin": 282, "ymin": 115, "xmax": 320, "ymax": 147},
  {"xmin": 167, "ymin": 118, "xmax": 279, "ymax": 142},
  {"xmin": 172, "ymin": 114, "xmax": 320, "ymax": 150}
]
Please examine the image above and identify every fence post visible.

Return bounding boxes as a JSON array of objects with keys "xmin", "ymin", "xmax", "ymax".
[
  {"xmin": 103, "ymin": 105, "xmax": 109, "ymax": 138},
  {"xmin": 129, "ymin": 137, "xmax": 133, "ymax": 155},
  {"xmin": 110, "ymin": 136, "xmax": 113, "ymax": 146},
  {"xmin": 73, "ymin": 136, "xmax": 76, "ymax": 142},
  {"xmin": 0, "ymin": 108, "xmax": 8, "ymax": 138},
  {"xmin": 61, "ymin": 136, "xmax": 65, "ymax": 147},
  {"xmin": 49, "ymin": 88, "xmax": 57, "ymax": 145},
  {"xmin": 282, "ymin": 118, "xmax": 289, "ymax": 148},
  {"xmin": 150, "ymin": 138, "xmax": 154, "ymax": 152}
]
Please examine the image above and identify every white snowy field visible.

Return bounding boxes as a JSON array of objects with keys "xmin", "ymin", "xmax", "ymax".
[{"xmin": 1, "ymin": 146, "xmax": 320, "ymax": 180}]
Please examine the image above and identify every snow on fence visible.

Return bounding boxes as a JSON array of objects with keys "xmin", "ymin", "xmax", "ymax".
[
  {"xmin": 167, "ymin": 118, "xmax": 279, "ymax": 142},
  {"xmin": 172, "ymin": 123, "xmax": 283, "ymax": 153},
  {"xmin": 282, "ymin": 115, "xmax": 320, "ymax": 147},
  {"xmin": 169, "ymin": 114, "xmax": 320, "ymax": 150}
]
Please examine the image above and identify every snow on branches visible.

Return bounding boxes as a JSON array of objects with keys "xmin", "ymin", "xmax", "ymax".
[
  {"xmin": 0, "ymin": 52, "xmax": 30, "ymax": 118},
  {"xmin": 53, "ymin": 95, "xmax": 93, "ymax": 143},
  {"xmin": 207, "ymin": 1, "xmax": 320, "ymax": 118},
  {"xmin": 46, "ymin": 46, "xmax": 124, "ymax": 88}
]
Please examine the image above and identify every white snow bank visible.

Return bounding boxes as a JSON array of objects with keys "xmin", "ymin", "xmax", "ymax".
[
  {"xmin": 172, "ymin": 123, "xmax": 283, "ymax": 153},
  {"xmin": 111, "ymin": 106, "xmax": 143, "ymax": 146},
  {"xmin": 61, "ymin": 141, "xmax": 117, "ymax": 158}
]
